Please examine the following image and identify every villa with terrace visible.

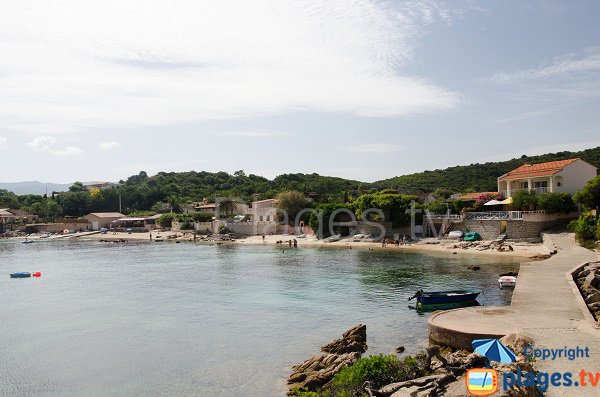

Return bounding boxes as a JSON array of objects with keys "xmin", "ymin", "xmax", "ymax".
[
  {"xmin": 426, "ymin": 158, "xmax": 598, "ymax": 240},
  {"xmin": 498, "ymin": 158, "xmax": 597, "ymax": 197}
]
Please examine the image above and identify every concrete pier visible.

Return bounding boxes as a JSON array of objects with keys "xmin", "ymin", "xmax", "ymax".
[{"xmin": 429, "ymin": 232, "xmax": 600, "ymax": 396}]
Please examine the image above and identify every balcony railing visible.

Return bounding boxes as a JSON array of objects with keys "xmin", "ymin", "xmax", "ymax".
[
  {"xmin": 500, "ymin": 187, "xmax": 549, "ymax": 196},
  {"xmin": 465, "ymin": 211, "xmax": 546, "ymax": 220},
  {"xmin": 424, "ymin": 213, "xmax": 464, "ymax": 221}
]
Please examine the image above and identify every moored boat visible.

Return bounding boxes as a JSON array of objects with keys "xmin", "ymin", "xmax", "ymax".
[
  {"xmin": 498, "ymin": 276, "xmax": 517, "ymax": 288},
  {"xmin": 10, "ymin": 272, "xmax": 32, "ymax": 278},
  {"xmin": 408, "ymin": 289, "xmax": 480, "ymax": 305}
]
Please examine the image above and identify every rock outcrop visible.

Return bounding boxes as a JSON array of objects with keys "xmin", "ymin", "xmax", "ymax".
[
  {"xmin": 287, "ymin": 324, "xmax": 367, "ymax": 394},
  {"xmin": 574, "ymin": 261, "xmax": 600, "ymax": 322}
]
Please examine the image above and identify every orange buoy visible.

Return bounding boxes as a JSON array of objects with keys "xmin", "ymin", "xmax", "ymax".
[{"xmin": 32, "ymin": 272, "xmax": 41, "ymax": 277}]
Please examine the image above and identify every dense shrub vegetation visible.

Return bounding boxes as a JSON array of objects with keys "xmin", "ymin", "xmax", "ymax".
[{"xmin": 291, "ymin": 354, "xmax": 427, "ymax": 397}]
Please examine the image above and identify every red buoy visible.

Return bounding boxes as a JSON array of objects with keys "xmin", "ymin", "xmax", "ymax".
[{"xmin": 32, "ymin": 272, "xmax": 41, "ymax": 277}]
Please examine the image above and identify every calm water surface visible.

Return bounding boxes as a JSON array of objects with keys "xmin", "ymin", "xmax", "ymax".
[{"xmin": 0, "ymin": 240, "xmax": 519, "ymax": 396}]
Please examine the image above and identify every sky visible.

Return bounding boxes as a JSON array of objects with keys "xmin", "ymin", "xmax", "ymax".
[{"xmin": 0, "ymin": 0, "xmax": 599, "ymax": 183}]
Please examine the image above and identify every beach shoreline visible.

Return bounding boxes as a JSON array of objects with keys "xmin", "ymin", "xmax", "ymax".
[{"xmin": 15, "ymin": 230, "xmax": 551, "ymax": 260}]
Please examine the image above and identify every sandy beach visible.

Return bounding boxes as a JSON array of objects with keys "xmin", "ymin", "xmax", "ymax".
[{"xmin": 33, "ymin": 230, "xmax": 554, "ymax": 260}]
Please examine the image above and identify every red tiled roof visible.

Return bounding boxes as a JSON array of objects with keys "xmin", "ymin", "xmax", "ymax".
[
  {"xmin": 498, "ymin": 159, "xmax": 579, "ymax": 181},
  {"xmin": 459, "ymin": 192, "xmax": 499, "ymax": 200}
]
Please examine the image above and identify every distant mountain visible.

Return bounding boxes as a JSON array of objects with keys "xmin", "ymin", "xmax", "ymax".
[
  {"xmin": 0, "ymin": 181, "xmax": 109, "ymax": 195},
  {"xmin": 0, "ymin": 181, "xmax": 74, "ymax": 195}
]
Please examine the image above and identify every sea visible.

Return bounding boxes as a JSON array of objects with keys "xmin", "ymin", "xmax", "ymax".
[{"xmin": 0, "ymin": 239, "xmax": 519, "ymax": 396}]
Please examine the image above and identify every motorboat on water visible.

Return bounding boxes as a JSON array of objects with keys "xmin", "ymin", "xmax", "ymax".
[
  {"xmin": 408, "ymin": 289, "xmax": 481, "ymax": 305},
  {"xmin": 498, "ymin": 276, "xmax": 517, "ymax": 288}
]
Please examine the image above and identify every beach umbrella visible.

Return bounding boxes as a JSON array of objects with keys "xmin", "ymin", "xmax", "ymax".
[
  {"xmin": 483, "ymin": 199, "xmax": 503, "ymax": 206},
  {"xmin": 472, "ymin": 339, "xmax": 516, "ymax": 364}
]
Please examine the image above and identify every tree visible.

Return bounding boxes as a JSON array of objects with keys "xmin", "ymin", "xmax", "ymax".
[
  {"xmin": 157, "ymin": 213, "xmax": 175, "ymax": 228},
  {"xmin": 151, "ymin": 201, "xmax": 172, "ymax": 213},
  {"xmin": 27, "ymin": 198, "xmax": 62, "ymax": 222},
  {"xmin": 537, "ymin": 193, "xmax": 575, "ymax": 214},
  {"xmin": 352, "ymin": 191, "xmax": 416, "ymax": 228},
  {"xmin": 568, "ymin": 213, "xmax": 598, "ymax": 243},
  {"xmin": 166, "ymin": 194, "xmax": 182, "ymax": 213},
  {"xmin": 192, "ymin": 212, "xmax": 213, "ymax": 222},
  {"xmin": 68, "ymin": 181, "xmax": 87, "ymax": 192},
  {"xmin": 276, "ymin": 191, "xmax": 310, "ymax": 224},
  {"xmin": 0, "ymin": 189, "xmax": 19, "ymax": 208},
  {"xmin": 573, "ymin": 175, "xmax": 600, "ymax": 210},
  {"xmin": 512, "ymin": 190, "xmax": 538, "ymax": 210}
]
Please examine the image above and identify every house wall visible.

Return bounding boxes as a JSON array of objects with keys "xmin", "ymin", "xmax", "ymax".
[
  {"xmin": 554, "ymin": 160, "xmax": 598, "ymax": 195},
  {"xmin": 85, "ymin": 215, "xmax": 122, "ymax": 230},
  {"xmin": 25, "ymin": 222, "xmax": 90, "ymax": 234},
  {"xmin": 448, "ymin": 214, "xmax": 575, "ymax": 240}
]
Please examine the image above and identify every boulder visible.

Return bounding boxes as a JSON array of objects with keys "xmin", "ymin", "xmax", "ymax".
[
  {"xmin": 288, "ymin": 325, "xmax": 367, "ymax": 394},
  {"xmin": 321, "ymin": 324, "xmax": 367, "ymax": 354},
  {"xmin": 583, "ymin": 271, "xmax": 600, "ymax": 288},
  {"xmin": 585, "ymin": 291, "xmax": 600, "ymax": 305},
  {"xmin": 499, "ymin": 333, "xmax": 534, "ymax": 356}
]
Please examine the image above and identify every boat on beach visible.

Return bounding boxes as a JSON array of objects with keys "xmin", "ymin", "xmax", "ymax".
[
  {"xmin": 408, "ymin": 289, "xmax": 481, "ymax": 305},
  {"xmin": 498, "ymin": 276, "xmax": 517, "ymax": 288}
]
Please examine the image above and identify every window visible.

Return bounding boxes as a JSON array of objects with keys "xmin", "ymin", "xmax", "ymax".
[
  {"xmin": 557, "ymin": 182, "xmax": 562, "ymax": 187},
  {"xmin": 520, "ymin": 181, "xmax": 529, "ymax": 189},
  {"xmin": 534, "ymin": 181, "xmax": 547, "ymax": 188},
  {"xmin": 266, "ymin": 215, "xmax": 270, "ymax": 221},
  {"xmin": 259, "ymin": 216, "xmax": 263, "ymax": 221}
]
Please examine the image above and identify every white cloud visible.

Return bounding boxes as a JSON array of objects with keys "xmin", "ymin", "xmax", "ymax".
[
  {"xmin": 25, "ymin": 135, "xmax": 82, "ymax": 156},
  {"xmin": 25, "ymin": 136, "xmax": 57, "ymax": 151},
  {"xmin": 485, "ymin": 47, "xmax": 600, "ymax": 86},
  {"xmin": 345, "ymin": 143, "xmax": 403, "ymax": 154},
  {"xmin": 0, "ymin": 136, "xmax": 6, "ymax": 147},
  {"xmin": 99, "ymin": 141, "xmax": 122, "ymax": 150},
  {"xmin": 218, "ymin": 131, "xmax": 290, "ymax": 138},
  {"xmin": 51, "ymin": 147, "xmax": 83, "ymax": 157},
  {"xmin": 0, "ymin": 1, "xmax": 460, "ymax": 136}
]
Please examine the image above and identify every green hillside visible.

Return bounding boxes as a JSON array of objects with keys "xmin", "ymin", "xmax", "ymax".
[{"xmin": 373, "ymin": 146, "xmax": 600, "ymax": 193}]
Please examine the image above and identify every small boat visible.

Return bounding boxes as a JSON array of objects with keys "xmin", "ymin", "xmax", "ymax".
[
  {"xmin": 498, "ymin": 276, "xmax": 517, "ymax": 288},
  {"xmin": 22, "ymin": 240, "xmax": 34, "ymax": 244},
  {"xmin": 10, "ymin": 272, "xmax": 32, "ymax": 278},
  {"xmin": 408, "ymin": 289, "xmax": 480, "ymax": 305},
  {"xmin": 448, "ymin": 230, "xmax": 463, "ymax": 239}
]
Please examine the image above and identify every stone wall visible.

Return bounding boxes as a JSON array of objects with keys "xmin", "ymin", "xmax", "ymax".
[
  {"xmin": 25, "ymin": 222, "xmax": 90, "ymax": 234},
  {"xmin": 447, "ymin": 217, "xmax": 574, "ymax": 240}
]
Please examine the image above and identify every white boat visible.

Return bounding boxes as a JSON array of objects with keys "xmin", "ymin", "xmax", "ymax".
[
  {"xmin": 448, "ymin": 230, "xmax": 463, "ymax": 239},
  {"xmin": 498, "ymin": 276, "xmax": 517, "ymax": 288},
  {"xmin": 324, "ymin": 234, "xmax": 341, "ymax": 243}
]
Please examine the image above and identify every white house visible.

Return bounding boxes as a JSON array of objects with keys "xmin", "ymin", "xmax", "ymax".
[{"xmin": 498, "ymin": 158, "xmax": 597, "ymax": 197}]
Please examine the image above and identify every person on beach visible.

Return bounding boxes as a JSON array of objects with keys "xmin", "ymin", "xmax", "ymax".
[
  {"xmin": 149, "ymin": 232, "xmax": 152, "ymax": 240},
  {"xmin": 288, "ymin": 240, "xmax": 292, "ymax": 247},
  {"xmin": 293, "ymin": 239, "xmax": 297, "ymax": 247},
  {"xmin": 262, "ymin": 234, "xmax": 265, "ymax": 242}
]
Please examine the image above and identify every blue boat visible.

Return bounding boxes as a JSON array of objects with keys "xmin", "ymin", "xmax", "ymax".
[
  {"xmin": 10, "ymin": 272, "xmax": 32, "ymax": 278},
  {"xmin": 408, "ymin": 289, "xmax": 480, "ymax": 305}
]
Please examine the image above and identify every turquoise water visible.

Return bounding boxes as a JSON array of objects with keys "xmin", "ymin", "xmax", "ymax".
[{"xmin": 0, "ymin": 240, "xmax": 519, "ymax": 396}]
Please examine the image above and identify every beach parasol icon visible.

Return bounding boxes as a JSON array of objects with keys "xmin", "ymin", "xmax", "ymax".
[{"xmin": 472, "ymin": 339, "xmax": 516, "ymax": 364}]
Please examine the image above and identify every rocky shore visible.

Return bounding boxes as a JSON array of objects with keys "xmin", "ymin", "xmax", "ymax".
[
  {"xmin": 573, "ymin": 260, "xmax": 600, "ymax": 323},
  {"xmin": 287, "ymin": 324, "xmax": 368, "ymax": 394},
  {"xmin": 288, "ymin": 325, "xmax": 542, "ymax": 397}
]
